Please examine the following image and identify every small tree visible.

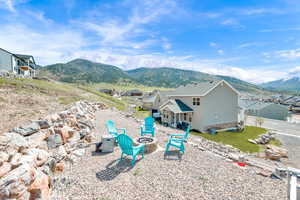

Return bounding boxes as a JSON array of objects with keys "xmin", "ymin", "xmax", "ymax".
[{"xmin": 255, "ymin": 117, "xmax": 264, "ymax": 127}]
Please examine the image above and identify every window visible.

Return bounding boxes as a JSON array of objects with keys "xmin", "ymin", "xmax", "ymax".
[
  {"xmin": 183, "ymin": 113, "xmax": 187, "ymax": 121},
  {"xmin": 193, "ymin": 98, "xmax": 200, "ymax": 106},
  {"xmin": 189, "ymin": 117, "xmax": 192, "ymax": 122}
]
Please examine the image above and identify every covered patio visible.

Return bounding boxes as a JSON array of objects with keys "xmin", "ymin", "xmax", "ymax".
[{"xmin": 160, "ymin": 99, "xmax": 193, "ymax": 128}]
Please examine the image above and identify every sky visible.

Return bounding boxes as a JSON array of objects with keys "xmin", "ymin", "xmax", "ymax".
[{"xmin": 0, "ymin": 0, "xmax": 300, "ymax": 83}]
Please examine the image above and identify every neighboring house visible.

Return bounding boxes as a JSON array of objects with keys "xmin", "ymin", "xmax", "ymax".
[
  {"xmin": 141, "ymin": 90, "xmax": 172, "ymax": 111},
  {"xmin": 0, "ymin": 48, "xmax": 36, "ymax": 77},
  {"xmin": 159, "ymin": 80, "xmax": 243, "ymax": 132},
  {"xmin": 241, "ymin": 100, "xmax": 289, "ymax": 121},
  {"xmin": 99, "ymin": 89, "xmax": 115, "ymax": 96},
  {"xmin": 122, "ymin": 89, "xmax": 143, "ymax": 96}
]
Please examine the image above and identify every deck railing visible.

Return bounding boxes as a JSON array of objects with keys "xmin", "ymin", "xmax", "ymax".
[{"xmin": 288, "ymin": 167, "xmax": 300, "ymax": 200}]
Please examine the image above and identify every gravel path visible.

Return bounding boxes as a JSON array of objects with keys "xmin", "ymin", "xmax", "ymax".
[{"xmin": 54, "ymin": 110, "xmax": 286, "ymax": 200}]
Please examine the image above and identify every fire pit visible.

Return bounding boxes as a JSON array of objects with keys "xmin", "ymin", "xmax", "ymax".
[{"xmin": 134, "ymin": 136, "xmax": 158, "ymax": 154}]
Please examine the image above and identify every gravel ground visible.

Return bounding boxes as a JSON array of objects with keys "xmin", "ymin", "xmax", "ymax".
[{"xmin": 53, "ymin": 109, "xmax": 286, "ymax": 200}]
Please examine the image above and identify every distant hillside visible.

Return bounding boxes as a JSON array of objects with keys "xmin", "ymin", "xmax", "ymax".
[
  {"xmin": 40, "ymin": 58, "xmax": 267, "ymax": 94},
  {"xmin": 126, "ymin": 67, "xmax": 215, "ymax": 87},
  {"xmin": 261, "ymin": 77, "xmax": 300, "ymax": 92},
  {"xmin": 40, "ymin": 59, "xmax": 132, "ymax": 83}
]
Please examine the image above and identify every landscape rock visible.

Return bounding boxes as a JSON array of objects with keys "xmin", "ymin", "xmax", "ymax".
[
  {"xmin": 55, "ymin": 126, "xmax": 73, "ymax": 144},
  {"xmin": 0, "ymin": 162, "xmax": 12, "ymax": 178},
  {"xmin": 53, "ymin": 162, "xmax": 64, "ymax": 173},
  {"xmin": 26, "ymin": 130, "xmax": 50, "ymax": 148},
  {"xmin": 47, "ymin": 134, "xmax": 63, "ymax": 149},
  {"xmin": 4, "ymin": 132, "xmax": 29, "ymax": 150},
  {"xmin": 28, "ymin": 169, "xmax": 50, "ymax": 200},
  {"xmin": 0, "ymin": 152, "xmax": 9, "ymax": 163},
  {"xmin": 0, "ymin": 164, "xmax": 36, "ymax": 199},
  {"xmin": 265, "ymin": 145, "xmax": 288, "ymax": 159},
  {"xmin": 73, "ymin": 148, "xmax": 85, "ymax": 157},
  {"xmin": 13, "ymin": 122, "xmax": 40, "ymax": 136},
  {"xmin": 35, "ymin": 120, "xmax": 51, "ymax": 129},
  {"xmin": 22, "ymin": 148, "xmax": 50, "ymax": 167},
  {"xmin": 68, "ymin": 131, "xmax": 81, "ymax": 144}
]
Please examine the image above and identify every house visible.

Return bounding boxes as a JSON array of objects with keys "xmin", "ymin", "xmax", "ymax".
[
  {"xmin": 0, "ymin": 48, "xmax": 36, "ymax": 77},
  {"xmin": 241, "ymin": 100, "xmax": 289, "ymax": 121},
  {"xmin": 141, "ymin": 90, "xmax": 172, "ymax": 112},
  {"xmin": 159, "ymin": 80, "xmax": 243, "ymax": 132},
  {"xmin": 99, "ymin": 89, "xmax": 115, "ymax": 96},
  {"xmin": 121, "ymin": 89, "xmax": 143, "ymax": 97}
]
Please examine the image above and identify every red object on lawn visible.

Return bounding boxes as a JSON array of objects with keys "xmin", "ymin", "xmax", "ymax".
[{"xmin": 237, "ymin": 162, "xmax": 246, "ymax": 167}]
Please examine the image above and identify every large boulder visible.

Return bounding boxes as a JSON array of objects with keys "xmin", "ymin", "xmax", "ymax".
[
  {"xmin": 10, "ymin": 153, "xmax": 37, "ymax": 168},
  {"xmin": 0, "ymin": 162, "xmax": 12, "ymax": 178},
  {"xmin": 13, "ymin": 122, "xmax": 40, "ymax": 136},
  {"xmin": 26, "ymin": 130, "xmax": 50, "ymax": 149},
  {"xmin": 35, "ymin": 120, "xmax": 51, "ymax": 129},
  {"xmin": 3, "ymin": 132, "xmax": 29, "ymax": 151},
  {"xmin": 22, "ymin": 148, "xmax": 50, "ymax": 167},
  {"xmin": 265, "ymin": 145, "xmax": 288, "ymax": 160},
  {"xmin": 0, "ymin": 164, "xmax": 36, "ymax": 199},
  {"xmin": 28, "ymin": 169, "xmax": 50, "ymax": 200},
  {"xmin": 55, "ymin": 126, "xmax": 73, "ymax": 144},
  {"xmin": 47, "ymin": 134, "xmax": 63, "ymax": 149}
]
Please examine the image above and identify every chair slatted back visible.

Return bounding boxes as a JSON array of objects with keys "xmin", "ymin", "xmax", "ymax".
[
  {"xmin": 106, "ymin": 120, "xmax": 117, "ymax": 134},
  {"xmin": 144, "ymin": 117, "xmax": 154, "ymax": 131},
  {"xmin": 117, "ymin": 134, "xmax": 133, "ymax": 155},
  {"xmin": 183, "ymin": 125, "xmax": 191, "ymax": 141}
]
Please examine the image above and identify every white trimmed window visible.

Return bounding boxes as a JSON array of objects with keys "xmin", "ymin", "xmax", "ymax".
[
  {"xmin": 193, "ymin": 97, "xmax": 200, "ymax": 106},
  {"xmin": 183, "ymin": 113, "xmax": 187, "ymax": 120}
]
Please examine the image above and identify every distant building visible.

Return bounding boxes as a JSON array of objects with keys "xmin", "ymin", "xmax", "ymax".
[
  {"xmin": 156, "ymin": 80, "xmax": 243, "ymax": 132},
  {"xmin": 241, "ymin": 100, "xmax": 289, "ymax": 121},
  {"xmin": 0, "ymin": 48, "xmax": 36, "ymax": 77},
  {"xmin": 122, "ymin": 89, "xmax": 143, "ymax": 96}
]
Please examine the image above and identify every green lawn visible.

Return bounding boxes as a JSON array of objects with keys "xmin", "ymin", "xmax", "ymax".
[{"xmin": 192, "ymin": 126, "xmax": 267, "ymax": 153}]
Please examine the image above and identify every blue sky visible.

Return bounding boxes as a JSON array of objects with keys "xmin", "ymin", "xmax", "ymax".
[{"xmin": 0, "ymin": 0, "xmax": 300, "ymax": 83}]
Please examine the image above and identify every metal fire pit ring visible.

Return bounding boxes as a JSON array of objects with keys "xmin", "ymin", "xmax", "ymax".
[{"xmin": 134, "ymin": 136, "xmax": 158, "ymax": 154}]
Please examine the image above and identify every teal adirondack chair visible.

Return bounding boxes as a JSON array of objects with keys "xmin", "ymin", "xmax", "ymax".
[
  {"xmin": 140, "ymin": 117, "xmax": 155, "ymax": 137},
  {"xmin": 105, "ymin": 120, "xmax": 126, "ymax": 139},
  {"xmin": 117, "ymin": 134, "xmax": 145, "ymax": 167},
  {"xmin": 165, "ymin": 126, "xmax": 191, "ymax": 154}
]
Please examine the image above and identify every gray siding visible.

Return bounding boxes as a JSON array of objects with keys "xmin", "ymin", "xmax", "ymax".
[
  {"xmin": 0, "ymin": 49, "xmax": 13, "ymax": 71},
  {"xmin": 198, "ymin": 83, "xmax": 239, "ymax": 131}
]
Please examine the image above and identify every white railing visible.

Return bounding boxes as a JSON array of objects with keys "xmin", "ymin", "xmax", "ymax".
[{"xmin": 288, "ymin": 167, "xmax": 300, "ymax": 200}]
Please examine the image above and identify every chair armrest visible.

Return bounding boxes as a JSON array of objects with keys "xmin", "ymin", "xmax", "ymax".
[
  {"xmin": 170, "ymin": 133, "xmax": 185, "ymax": 138},
  {"xmin": 116, "ymin": 128, "xmax": 126, "ymax": 134}
]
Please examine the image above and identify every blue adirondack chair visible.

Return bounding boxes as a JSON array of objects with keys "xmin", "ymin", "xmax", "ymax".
[
  {"xmin": 117, "ymin": 134, "xmax": 145, "ymax": 167},
  {"xmin": 140, "ymin": 117, "xmax": 155, "ymax": 137},
  {"xmin": 165, "ymin": 126, "xmax": 191, "ymax": 154},
  {"xmin": 105, "ymin": 120, "xmax": 126, "ymax": 139}
]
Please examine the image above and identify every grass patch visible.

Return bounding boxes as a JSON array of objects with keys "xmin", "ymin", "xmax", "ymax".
[
  {"xmin": 269, "ymin": 138, "xmax": 282, "ymax": 147},
  {"xmin": 133, "ymin": 110, "xmax": 151, "ymax": 119},
  {"xmin": 58, "ymin": 96, "xmax": 82, "ymax": 105},
  {"xmin": 87, "ymin": 82, "xmax": 171, "ymax": 92},
  {"xmin": 192, "ymin": 126, "xmax": 267, "ymax": 153},
  {"xmin": 77, "ymin": 85, "xmax": 127, "ymax": 111}
]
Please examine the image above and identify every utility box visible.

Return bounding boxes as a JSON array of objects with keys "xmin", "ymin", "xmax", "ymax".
[{"xmin": 101, "ymin": 134, "xmax": 115, "ymax": 153}]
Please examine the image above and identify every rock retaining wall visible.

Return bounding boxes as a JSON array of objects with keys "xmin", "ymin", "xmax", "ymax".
[{"xmin": 0, "ymin": 101, "xmax": 106, "ymax": 200}]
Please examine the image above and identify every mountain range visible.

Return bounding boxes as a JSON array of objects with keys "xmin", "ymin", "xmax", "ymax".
[
  {"xmin": 261, "ymin": 77, "xmax": 300, "ymax": 92},
  {"xmin": 39, "ymin": 58, "xmax": 271, "ymax": 94}
]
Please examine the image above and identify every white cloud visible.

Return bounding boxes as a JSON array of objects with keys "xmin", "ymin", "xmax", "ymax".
[
  {"xmin": 0, "ymin": 0, "xmax": 15, "ymax": 12},
  {"xmin": 209, "ymin": 42, "xmax": 217, "ymax": 47},
  {"xmin": 80, "ymin": 0, "xmax": 177, "ymax": 49},
  {"xmin": 276, "ymin": 48, "xmax": 300, "ymax": 60},
  {"xmin": 237, "ymin": 42, "xmax": 259, "ymax": 49},
  {"xmin": 287, "ymin": 66, "xmax": 300, "ymax": 78},
  {"xmin": 240, "ymin": 8, "xmax": 283, "ymax": 15},
  {"xmin": 217, "ymin": 49, "xmax": 224, "ymax": 55},
  {"xmin": 221, "ymin": 18, "xmax": 239, "ymax": 26}
]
